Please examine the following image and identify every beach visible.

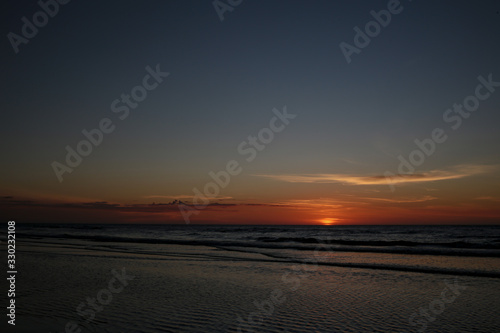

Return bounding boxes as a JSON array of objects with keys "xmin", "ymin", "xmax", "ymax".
[{"xmin": 1, "ymin": 224, "xmax": 499, "ymax": 332}]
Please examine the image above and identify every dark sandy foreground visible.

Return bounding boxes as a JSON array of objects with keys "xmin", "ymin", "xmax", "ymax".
[{"xmin": 2, "ymin": 240, "xmax": 500, "ymax": 332}]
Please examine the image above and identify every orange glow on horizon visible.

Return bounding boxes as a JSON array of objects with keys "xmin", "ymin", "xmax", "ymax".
[{"xmin": 319, "ymin": 218, "xmax": 339, "ymax": 225}]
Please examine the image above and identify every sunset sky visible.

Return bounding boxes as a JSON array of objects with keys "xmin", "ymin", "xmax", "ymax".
[{"xmin": 2, "ymin": 0, "xmax": 500, "ymax": 224}]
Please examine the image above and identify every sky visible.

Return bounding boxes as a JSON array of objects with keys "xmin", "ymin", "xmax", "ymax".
[{"xmin": 1, "ymin": 0, "xmax": 500, "ymax": 224}]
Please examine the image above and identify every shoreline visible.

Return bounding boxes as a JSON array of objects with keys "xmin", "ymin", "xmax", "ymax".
[{"xmin": 2, "ymin": 237, "xmax": 499, "ymax": 332}]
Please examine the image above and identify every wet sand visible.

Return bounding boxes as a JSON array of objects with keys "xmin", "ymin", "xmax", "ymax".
[{"xmin": 2, "ymin": 240, "xmax": 500, "ymax": 332}]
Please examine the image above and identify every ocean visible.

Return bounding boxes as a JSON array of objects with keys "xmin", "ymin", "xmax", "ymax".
[{"xmin": 3, "ymin": 224, "xmax": 500, "ymax": 332}]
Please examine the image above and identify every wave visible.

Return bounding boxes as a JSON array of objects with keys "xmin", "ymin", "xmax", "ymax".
[
  {"xmin": 257, "ymin": 236, "xmax": 500, "ymax": 250},
  {"xmin": 18, "ymin": 236, "xmax": 500, "ymax": 280},
  {"xmin": 17, "ymin": 232, "xmax": 500, "ymax": 258}
]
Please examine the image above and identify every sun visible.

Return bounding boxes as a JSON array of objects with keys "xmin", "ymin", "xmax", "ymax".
[{"xmin": 319, "ymin": 218, "xmax": 338, "ymax": 225}]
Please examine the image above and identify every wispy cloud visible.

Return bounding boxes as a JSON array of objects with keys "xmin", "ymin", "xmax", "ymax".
[
  {"xmin": 475, "ymin": 196, "xmax": 500, "ymax": 203},
  {"xmin": 144, "ymin": 195, "xmax": 234, "ymax": 201},
  {"xmin": 255, "ymin": 164, "xmax": 496, "ymax": 186},
  {"xmin": 143, "ymin": 195, "xmax": 194, "ymax": 200},
  {"xmin": 361, "ymin": 195, "xmax": 437, "ymax": 203},
  {"xmin": 0, "ymin": 196, "xmax": 282, "ymax": 215},
  {"xmin": 276, "ymin": 195, "xmax": 436, "ymax": 208}
]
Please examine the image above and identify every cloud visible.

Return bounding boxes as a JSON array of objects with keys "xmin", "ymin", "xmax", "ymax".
[
  {"xmin": 144, "ymin": 194, "xmax": 234, "ymax": 201},
  {"xmin": 475, "ymin": 196, "xmax": 500, "ymax": 203},
  {"xmin": 275, "ymin": 198, "xmax": 346, "ymax": 209},
  {"xmin": 276, "ymin": 195, "xmax": 436, "ymax": 208},
  {"xmin": 361, "ymin": 195, "xmax": 437, "ymax": 203},
  {"xmin": 255, "ymin": 164, "xmax": 496, "ymax": 186},
  {"xmin": 143, "ymin": 195, "xmax": 195, "ymax": 200},
  {"xmin": 0, "ymin": 196, "xmax": 283, "ymax": 215},
  {"xmin": 0, "ymin": 196, "xmax": 183, "ymax": 214}
]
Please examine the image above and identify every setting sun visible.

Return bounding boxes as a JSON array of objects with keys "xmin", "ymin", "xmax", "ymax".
[{"xmin": 319, "ymin": 218, "xmax": 339, "ymax": 225}]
